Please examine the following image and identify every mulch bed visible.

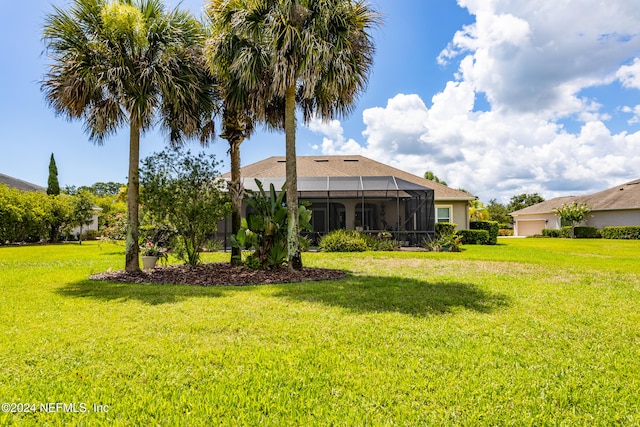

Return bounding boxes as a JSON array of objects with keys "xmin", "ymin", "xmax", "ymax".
[{"xmin": 89, "ymin": 263, "xmax": 346, "ymax": 286}]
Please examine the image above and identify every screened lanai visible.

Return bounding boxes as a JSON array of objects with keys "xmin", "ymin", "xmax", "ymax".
[{"xmin": 240, "ymin": 176, "xmax": 436, "ymax": 245}]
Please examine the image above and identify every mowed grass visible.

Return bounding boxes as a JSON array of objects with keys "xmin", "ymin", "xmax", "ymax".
[{"xmin": 0, "ymin": 239, "xmax": 639, "ymax": 426}]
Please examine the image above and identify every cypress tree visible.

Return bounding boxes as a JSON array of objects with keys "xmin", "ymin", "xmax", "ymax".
[{"xmin": 47, "ymin": 153, "xmax": 60, "ymax": 196}]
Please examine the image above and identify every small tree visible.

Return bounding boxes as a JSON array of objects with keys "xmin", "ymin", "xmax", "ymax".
[
  {"xmin": 69, "ymin": 191, "xmax": 95, "ymax": 244},
  {"xmin": 507, "ymin": 193, "xmax": 545, "ymax": 212},
  {"xmin": 424, "ymin": 171, "xmax": 447, "ymax": 186},
  {"xmin": 140, "ymin": 150, "xmax": 230, "ymax": 266},
  {"xmin": 47, "ymin": 153, "xmax": 60, "ymax": 196},
  {"xmin": 553, "ymin": 202, "xmax": 592, "ymax": 238},
  {"xmin": 487, "ymin": 199, "xmax": 512, "ymax": 225}
]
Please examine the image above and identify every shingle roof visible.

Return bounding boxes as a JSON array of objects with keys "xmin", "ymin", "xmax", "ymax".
[
  {"xmin": 511, "ymin": 179, "xmax": 640, "ymax": 215},
  {"xmin": 0, "ymin": 173, "xmax": 46, "ymax": 192},
  {"xmin": 223, "ymin": 155, "xmax": 475, "ymax": 201}
]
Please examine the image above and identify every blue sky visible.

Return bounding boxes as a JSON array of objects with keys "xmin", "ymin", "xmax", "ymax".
[{"xmin": 2, "ymin": 0, "xmax": 640, "ymax": 203}]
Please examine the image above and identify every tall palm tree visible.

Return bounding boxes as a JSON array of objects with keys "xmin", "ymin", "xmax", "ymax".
[
  {"xmin": 42, "ymin": 0, "xmax": 218, "ymax": 271},
  {"xmin": 206, "ymin": 5, "xmax": 284, "ymax": 265},
  {"xmin": 206, "ymin": 0, "xmax": 380, "ymax": 270}
]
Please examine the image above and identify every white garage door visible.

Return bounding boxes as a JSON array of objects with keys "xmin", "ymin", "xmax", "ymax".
[{"xmin": 517, "ymin": 220, "xmax": 546, "ymax": 236}]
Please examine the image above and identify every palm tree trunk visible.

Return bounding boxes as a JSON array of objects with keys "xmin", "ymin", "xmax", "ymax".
[
  {"xmin": 229, "ymin": 138, "xmax": 243, "ymax": 265},
  {"xmin": 285, "ymin": 85, "xmax": 302, "ymax": 270},
  {"xmin": 125, "ymin": 119, "xmax": 140, "ymax": 272}
]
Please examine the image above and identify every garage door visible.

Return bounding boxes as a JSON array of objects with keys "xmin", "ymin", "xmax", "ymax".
[{"xmin": 517, "ymin": 220, "xmax": 546, "ymax": 236}]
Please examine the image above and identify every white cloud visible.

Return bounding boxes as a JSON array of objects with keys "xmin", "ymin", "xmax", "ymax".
[
  {"xmin": 308, "ymin": 0, "xmax": 640, "ymax": 202},
  {"xmin": 617, "ymin": 58, "xmax": 640, "ymax": 89},
  {"xmin": 621, "ymin": 105, "xmax": 640, "ymax": 124}
]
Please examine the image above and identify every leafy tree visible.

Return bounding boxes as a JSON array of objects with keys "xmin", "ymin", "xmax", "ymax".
[
  {"xmin": 47, "ymin": 153, "xmax": 60, "ymax": 196},
  {"xmin": 42, "ymin": 0, "xmax": 218, "ymax": 271},
  {"xmin": 424, "ymin": 171, "xmax": 447, "ymax": 186},
  {"xmin": 207, "ymin": 0, "xmax": 380, "ymax": 270},
  {"xmin": 46, "ymin": 194, "xmax": 73, "ymax": 243},
  {"xmin": 486, "ymin": 199, "xmax": 512, "ymax": 225},
  {"xmin": 553, "ymin": 202, "xmax": 592, "ymax": 238},
  {"xmin": 69, "ymin": 190, "xmax": 95, "ymax": 244},
  {"xmin": 79, "ymin": 182, "xmax": 124, "ymax": 197},
  {"xmin": 140, "ymin": 149, "xmax": 231, "ymax": 266},
  {"xmin": 469, "ymin": 199, "xmax": 488, "ymax": 221},
  {"xmin": 507, "ymin": 193, "xmax": 545, "ymax": 212}
]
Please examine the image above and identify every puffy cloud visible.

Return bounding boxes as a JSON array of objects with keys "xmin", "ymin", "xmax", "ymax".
[
  {"xmin": 617, "ymin": 58, "xmax": 640, "ymax": 89},
  {"xmin": 308, "ymin": 0, "xmax": 640, "ymax": 202}
]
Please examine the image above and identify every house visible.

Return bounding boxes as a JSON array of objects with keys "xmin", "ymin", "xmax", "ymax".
[
  {"xmin": 510, "ymin": 179, "xmax": 640, "ymax": 236},
  {"xmin": 219, "ymin": 155, "xmax": 475, "ymax": 245},
  {"xmin": 0, "ymin": 173, "xmax": 47, "ymax": 192}
]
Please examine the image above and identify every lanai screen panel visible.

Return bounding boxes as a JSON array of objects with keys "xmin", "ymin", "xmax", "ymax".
[{"xmin": 240, "ymin": 176, "xmax": 435, "ymax": 239}]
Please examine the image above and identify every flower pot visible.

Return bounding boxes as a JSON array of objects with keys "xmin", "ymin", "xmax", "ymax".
[{"xmin": 142, "ymin": 256, "xmax": 158, "ymax": 270}]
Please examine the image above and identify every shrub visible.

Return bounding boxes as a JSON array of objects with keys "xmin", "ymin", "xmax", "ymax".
[
  {"xmin": 542, "ymin": 228, "xmax": 571, "ymax": 238},
  {"xmin": 573, "ymin": 226, "xmax": 600, "ymax": 239},
  {"xmin": 424, "ymin": 233, "xmax": 462, "ymax": 252},
  {"xmin": 435, "ymin": 222, "xmax": 457, "ymax": 237},
  {"xmin": 470, "ymin": 221, "xmax": 499, "ymax": 245},
  {"xmin": 319, "ymin": 229, "xmax": 368, "ymax": 252},
  {"xmin": 498, "ymin": 229, "xmax": 514, "ymax": 236},
  {"xmin": 82, "ymin": 230, "xmax": 100, "ymax": 241},
  {"xmin": 600, "ymin": 226, "xmax": 640, "ymax": 240},
  {"xmin": 457, "ymin": 229, "xmax": 490, "ymax": 245},
  {"xmin": 232, "ymin": 180, "xmax": 312, "ymax": 269}
]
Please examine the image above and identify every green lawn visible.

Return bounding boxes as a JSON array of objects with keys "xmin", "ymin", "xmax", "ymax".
[{"xmin": 1, "ymin": 239, "xmax": 639, "ymax": 426}]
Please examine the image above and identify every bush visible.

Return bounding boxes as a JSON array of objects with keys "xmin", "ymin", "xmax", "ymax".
[
  {"xmin": 600, "ymin": 226, "xmax": 640, "ymax": 240},
  {"xmin": 573, "ymin": 226, "xmax": 600, "ymax": 239},
  {"xmin": 541, "ymin": 228, "xmax": 571, "ymax": 238},
  {"xmin": 424, "ymin": 233, "xmax": 462, "ymax": 252},
  {"xmin": 457, "ymin": 229, "xmax": 490, "ymax": 245},
  {"xmin": 435, "ymin": 222, "xmax": 457, "ymax": 237},
  {"xmin": 470, "ymin": 221, "xmax": 499, "ymax": 245},
  {"xmin": 82, "ymin": 230, "xmax": 100, "ymax": 241},
  {"xmin": 319, "ymin": 229, "xmax": 368, "ymax": 252},
  {"xmin": 498, "ymin": 229, "xmax": 514, "ymax": 236}
]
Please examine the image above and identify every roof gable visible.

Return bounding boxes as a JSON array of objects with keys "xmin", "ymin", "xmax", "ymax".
[
  {"xmin": 0, "ymin": 173, "xmax": 46, "ymax": 192},
  {"xmin": 224, "ymin": 156, "xmax": 475, "ymax": 201},
  {"xmin": 511, "ymin": 179, "xmax": 640, "ymax": 215}
]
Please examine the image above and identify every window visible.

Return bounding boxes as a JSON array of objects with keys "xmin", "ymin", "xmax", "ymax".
[{"xmin": 436, "ymin": 206, "xmax": 452, "ymax": 223}]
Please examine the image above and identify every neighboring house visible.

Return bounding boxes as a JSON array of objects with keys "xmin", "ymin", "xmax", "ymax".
[
  {"xmin": 511, "ymin": 179, "xmax": 640, "ymax": 236},
  {"xmin": 0, "ymin": 173, "xmax": 47, "ymax": 192},
  {"xmin": 219, "ymin": 155, "xmax": 474, "ymax": 245}
]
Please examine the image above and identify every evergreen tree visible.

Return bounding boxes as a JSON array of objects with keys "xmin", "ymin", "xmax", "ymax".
[{"xmin": 47, "ymin": 153, "xmax": 60, "ymax": 196}]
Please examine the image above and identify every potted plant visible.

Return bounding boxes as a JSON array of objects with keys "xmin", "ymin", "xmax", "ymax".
[{"xmin": 140, "ymin": 241, "xmax": 167, "ymax": 269}]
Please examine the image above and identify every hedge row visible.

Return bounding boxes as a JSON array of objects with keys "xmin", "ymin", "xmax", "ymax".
[
  {"xmin": 470, "ymin": 221, "xmax": 499, "ymax": 245},
  {"xmin": 600, "ymin": 226, "xmax": 640, "ymax": 240},
  {"xmin": 541, "ymin": 226, "xmax": 640, "ymax": 239},
  {"xmin": 457, "ymin": 229, "xmax": 490, "ymax": 245}
]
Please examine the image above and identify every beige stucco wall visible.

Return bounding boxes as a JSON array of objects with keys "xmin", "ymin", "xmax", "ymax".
[
  {"xmin": 586, "ymin": 209, "xmax": 640, "ymax": 228},
  {"xmin": 514, "ymin": 208, "xmax": 640, "ymax": 236}
]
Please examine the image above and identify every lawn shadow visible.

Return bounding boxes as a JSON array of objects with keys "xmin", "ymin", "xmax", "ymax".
[
  {"xmin": 57, "ymin": 279, "xmax": 225, "ymax": 306},
  {"xmin": 273, "ymin": 274, "xmax": 509, "ymax": 317}
]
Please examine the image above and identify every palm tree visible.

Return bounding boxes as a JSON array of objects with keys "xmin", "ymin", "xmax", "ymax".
[
  {"xmin": 42, "ymin": 0, "xmax": 218, "ymax": 271},
  {"xmin": 206, "ymin": 6, "xmax": 285, "ymax": 265},
  {"xmin": 206, "ymin": 0, "xmax": 380, "ymax": 270}
]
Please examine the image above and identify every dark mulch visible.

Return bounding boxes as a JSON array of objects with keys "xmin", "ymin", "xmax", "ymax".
[{"xmin": 89, "ymin": 263, "xmax": 346, "ymax": 286}]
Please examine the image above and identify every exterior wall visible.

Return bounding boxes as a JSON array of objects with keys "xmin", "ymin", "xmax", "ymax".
[
  {"xmin": 437, "ymin": 201, "xmax": 470, "ymax": 230},
  {"xmin": 451, "ymin": 201, "xmax": 470, "ymax": 230},
  {"xmin": 586, "ymin": 209, "xmax": 640, "ymax": 228}
]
